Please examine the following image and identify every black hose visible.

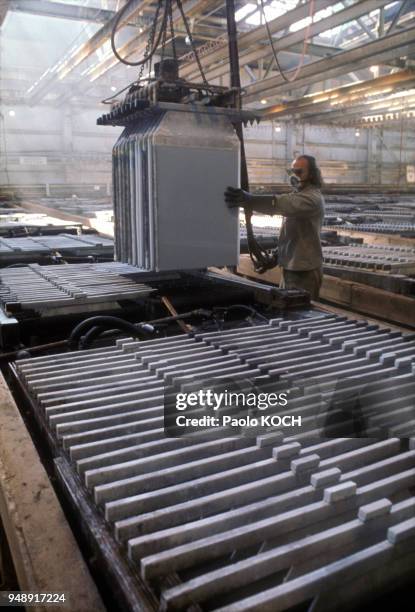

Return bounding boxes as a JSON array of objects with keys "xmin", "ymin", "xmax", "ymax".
[
  {"xmin": 78, "ymin": 325, "xmax": 113, "ymax": 350},
  {"xmin": 214, "ymin": 304, "xmax": 269, "ymax": 323},
  {"xmin": 1, "ymin": 310, "xmax": 213, "ymax": 362},
  {"xmin": 225, "ymin": 0, "xmax": 278, "ymax": 274},
  {"xmin": 79, "ymin": 323, "xmax": 154, "ymax": 349},
  {"xmin": 78, "ymin": 308, "xmax": 213, "ymax": 349},
  {"xmin": 68, "ymin": 316, "xmax": 155, "ymax": 349},
  {"xmin": 110, "ymin": 0, "xmax": 169, "ymax": 67}
]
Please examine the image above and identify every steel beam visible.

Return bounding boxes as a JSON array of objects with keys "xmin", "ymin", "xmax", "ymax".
[
  {"xmin": 244, "ymin": 65, "xmax": 257, "ymax": 82},
  {"xmin": 49, "ymin": 0, "xmax": 224, "ymax": 106},
  {"xmin": 180, "ymin": 0, "xmax": 334, "ymax": 79},
  {"xmin": 0, "ymin": 0, "xmax": 8, "ymax": 27},
  {"xmin": 355, "ymin": 16, "xmax": 377, "ymax": 39},
  {"xmin": 288, "ymin": 42, "xmax": 343, "ymax": 58},
  {"xmin": 386, "ymin": 0, "xmax": 412, "ymax": 34},
  {"xmin": 186, "ymin": 0, "xmax": 396, "ymax": 85},
  {"xmin": 243, "ymin": 26, "xmax": 415, "ymax": 103},
  {"xmin": 261, "ymin": 69, "xmax": 415, "ymax": 120},
  {"xmin": 301, "ymin": 90, "xmax": 415, "ymax": 123},
  {"xmin": 27, "ymin": 0, "xmax": 154, "ymax": 103},
  {"xmin": 341, "ymin": 0, "xmax": 377, "ymax": 40},
  {"xmin": 84, "ymin": 0, "xmax": 222, "ymax": 83},
  {"xmin": 9, "ymin": 0, "xmax": 115, "ymax": 24}
]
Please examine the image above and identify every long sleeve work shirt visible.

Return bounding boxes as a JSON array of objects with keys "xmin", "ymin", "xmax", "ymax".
[{"xmin": 270, "ymin": 185, "xmax": 325, "ymax": 271}]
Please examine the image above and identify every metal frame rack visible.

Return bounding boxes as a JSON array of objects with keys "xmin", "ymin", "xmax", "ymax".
[
  {"xmin": 0, "ymin": 234, "xmax": 114, "ymax": 266},
  {"xmin": 0, "ymin": 262, "xmax": 157, "ymax": 349},
  {"xmin": 0, "ymin": 263, "xmax": 154, "ymax": 316}
]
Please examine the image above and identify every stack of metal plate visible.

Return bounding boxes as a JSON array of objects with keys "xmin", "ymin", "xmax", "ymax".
[
  {"xmin": 323, "ymin": 244, "xmax": 415, "ymax": 273},
  {"xmin": 0, "ymin": 234, "xmax": 114, "ymax": 264},
  {"xmin": 38, "ymin": 197, "xmax": 113, "ymax": 218},
  {"xmin": 113, "ymin": 109, "xmax": 240, "ymax": 271},
  {"xmin": 13, "ymin": 312, "xmax": 415, "ymax": 611},
  {"xmin": 239, "ymin": 222, "xmax": 279, "ymax": 253},
  {"xmin": 322, "ymin": 195, "xmax": 415, "ymax": 237},
  {"xmin": 0, "ymin": 210, "xmax": 84, "ymax": 237},
  {"xmin": 0, "ymin": 262, "xmax": 154, "ymax": 316},
  {"xmin": 0, "ymin": 221, "xmax": 84, "ymax": 237},
  {"xmin": 327, "ymin": 222, "xmax": 415, "ymax": 237}
]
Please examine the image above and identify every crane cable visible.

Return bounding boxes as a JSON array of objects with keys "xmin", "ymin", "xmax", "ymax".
[
  {"xmin": 175, "ymin": 0, "xmax": 209, "ymax": 86},
  {"xmin": 110, "ymin": 0, "xmax": 208, "ymax": 86},
  {"xmin": 111, "ymin": 0, "xmax": 168, "ymax": 67},
  {"xmin": 226, "ymin": 0, "xmax": 278, "ymax": 274},
  {"xmin": 259, "ymin": 0, "xmax": 315, "ymax": 83}
]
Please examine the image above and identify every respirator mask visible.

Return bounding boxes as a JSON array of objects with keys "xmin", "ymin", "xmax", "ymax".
[
  {"xmin": 287, "ymin": 168, "xmax": 305, "ymax": 191},
  {"xmin": 289, "ymin": 174, "xmax": 301, "ymax": 190}
]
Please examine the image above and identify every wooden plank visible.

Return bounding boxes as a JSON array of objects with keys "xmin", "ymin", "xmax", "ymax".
[
  {"xmin": 320, "ymin": 274, "xmax": 415, "ymax": 328},
  {"xmin": 305, "ymin": 300, "xmax": 412, "ymax": 335},
  {"xmin": 237, "ymin": 256, "xmax": 415, "ymax": 328},
  {"xmin": 237, "ymin": 257, "xmax": 282, "ymax": 285},
  {"xmin": 0, "ymin": 374, "xmax": 105, "ymax": 612},
  {"xmin": 347, "ymin": 280, "xmax": 415, "ymax": 328},
  {"xmin": 321, "ymin": 275, "xmax": 354, "ymax": 306}
]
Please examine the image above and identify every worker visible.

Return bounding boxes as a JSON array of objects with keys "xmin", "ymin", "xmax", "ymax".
[{"xmin": 225, "ymin": 154, "xmax": 325, "ymax": 300}]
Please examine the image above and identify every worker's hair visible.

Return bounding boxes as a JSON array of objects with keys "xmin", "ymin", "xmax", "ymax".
[{"xmin": 297, "ymin": 155, "xmax": 324, "ymax": 189}]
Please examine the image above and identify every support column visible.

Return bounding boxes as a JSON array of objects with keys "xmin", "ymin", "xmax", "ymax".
[
  {"xmin": 377, "ymin": 126, "xmax": 384, "ymax": 184},
  {"xmin": 62, "ymin": 107, "xmax": 74, "ymax": 184},
  {"xmin": 367, "ymin": 127, "xmax": 374, "ymax": 184},
  {"xmin": 286, "ymin": 120, "xmax": 295, "ymax": 163},
  {"xmin": 62, "ymin": 108, "xmax": 73, "ymax": 153}
]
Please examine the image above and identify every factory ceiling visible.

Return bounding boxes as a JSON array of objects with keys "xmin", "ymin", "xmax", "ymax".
[{"xmin": 0, "ymin": 0, "xmax": 415, "ymax": 126}]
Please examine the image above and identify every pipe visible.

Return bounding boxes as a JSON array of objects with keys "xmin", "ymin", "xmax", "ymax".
[{"xmin": 68, "ymin": 316, "xmax": 155, "ymax": 349}]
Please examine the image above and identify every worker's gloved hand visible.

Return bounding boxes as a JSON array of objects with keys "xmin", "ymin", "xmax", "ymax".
[
  {"xmin": 224, "ymin": 186, "xmax": 253, "ymax": 209},
  {"xmin": 225, "ymin": 187, "xmax": 276, "ymax": 215}
]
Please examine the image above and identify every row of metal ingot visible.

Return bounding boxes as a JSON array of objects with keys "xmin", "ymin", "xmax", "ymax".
[
  {"xmin": 322, "ymin": 193, "xmax": 415, "ymax": 236},
  {"xmin": 0, "ymin": 233, "xmax": 114, "ymax": 256},
  {"xmin": 38, "ymin": 196, "xmax": 113, "ymax": 216},
  {"xmin": 327, "ymin": 222, "xmax": 415, "ymax": 236},
  {"xmin": 322, "ymin": 243, "xmax": 415, "ymax": 272},
  {"xmin": 0, "ymin": 262, "xmax": 153, "ymax": 314},
  {"xmin": 15, "ymin": 312, "xmax": 415, "ymax": 611}
]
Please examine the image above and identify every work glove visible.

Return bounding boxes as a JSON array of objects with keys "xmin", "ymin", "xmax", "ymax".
[
  {"xmin": 225, "ymin": 187, "xmax": 276, "ymax": 215},
  {"xmin": 224, "ymin": 186, "xmax": 253, "ymax": 209}
]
